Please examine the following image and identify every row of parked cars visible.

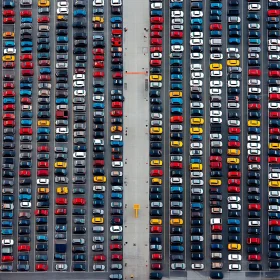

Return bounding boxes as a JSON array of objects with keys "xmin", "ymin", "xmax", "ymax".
[{"xmin": 267, "ymin": 0, "xmax": 280, "ymax": 270}]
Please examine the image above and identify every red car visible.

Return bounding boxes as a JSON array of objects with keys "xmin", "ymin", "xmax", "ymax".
[
  {"xmin": 111, "ymin": 40, "xmax": 122, "ymax": 47},
  {"xmin": 170, "ymin": 162, "xmax": 182, "ymax": 169},
  {"xmin": 210, "ymin": 156, "xmax": 222, "ymax": 162},
  {"xmin": 270, "ymin": 93, "xmax": 280, "ymax": 100},
  {"xmin": 227, "ymin": 186, "xmax": 240, "ymax": 193},
  {"xmin": 37, "ymin": 145, "xmax": 49, "ymax": 152},
  {"xmin": 3, "ymin": 120, "xmax": 15, "ymax": 127},
  {"xmin": 110, "ymin": 244, "xmax": 122, "ymax": 251},
  {"xmin": 248, "ymin": 156, "xmax": 261, "ymax": 163},
  {"xmin": 3, "ymin": 82, "xmax": 14, "ymax": 89},
  {"xmin": 247, "ymin": 238, "xmax": 261, "ymax": 245},
  {"xmin": 248, "ymin": 254, "xmax": 261, "ymax": 261},
  {"xmin": 3, "ymin": 90, "xmax": 15, "ymax": 97},
  {"xmin": 150, "ymin": 169, "xmax": 163, "ymax": 177},
  {"xmin": 151, "ymin": 254, "xmax": 162, "ymax": 260},
  {"xmin": 150, "ymin": 59, "xmax": 161, "ymax": 66},
  {"xmin": 151, "ymin": 38, "xmax": 162, "ymax": 45},
  {"xmin": 150, "ymin": 226, "xmax": 162, "ymax": 233},
  {"xmin": 228, "ymin": 179, "xmax": 240, "ymax": 186},
  {"xmin": 210, "ymin": 23, "xmax": 222, "ymax": 30},
  {"xmin": 21, "ymin": 69, "xmax": 34, "ymax": 76},
  {"xmin": 93, "ymin": 71, "xmax": 104, "ymax": 78},
  {"xmin": 228, "ymin": 172, "xmax": 241, "ymax": 178},
  {"xmin": 3, "ymin": 62, "xmax": 15, "ymax": 68},
  {"xmin": 92, "ymin": 48, "xmax": 104, "ymax": 55},
  {"xmin": 2, "ymin": 256, "xmax": 14, "ymax": 262},
  {"xmin": 3, "ymin": 17, "xmax": 15, "ymax": 23},
  {"xmin": 4, "ymin": 104, "xmax": 15, "ymax": 111},
  {"xmin": 248, "ymin": 204, "xmax": 261, "ymax": 211},
  {"xmin": 18, "ymin": 245, "xmax": 30, "ymax": 252},
  {"xmin": 39, "ymin": 75, "xmax": 51, "ymax": 81},
  {"xmin": 75, "ymin": 68, "xmax": 86, "ymax": 74},
  {"xmin": 248, "ymin": 69, "xmax": 261, "ymax": 76},
  {"xmin": 38, "ymin": 60, "xmax": 51, "ymax": 66},
  {"xmin": 268, "ymin": 157, "xmax": 280, "ymax": 163},
  {"xmin": 211, "ymin": 225, "xmax": 222, "ymax": 232},
  {"xmin": 270, "ymin": 111, "xmax": 280, "ymax": 119},
  {"xmin": 19, "ymin": 170, "xmax": 31, "ymax": 177},
  {"xmin": 21, "ymin": 62, "xmax": 33, "ymax": 69},
  {"xmin": 3, "ymin": 113, "xmax": 15, "ymax": 120},
  {"xmin": 268, "ymin": 10, "xmax": 280, "ymax": 16},
  {"xmin": 21, "ymin": 97, "xmax": 32, "ymax": 104},
  {"xmin": 150, "ymin": 46, "xmax": 163, "ymax": 53},
  {"xmin": 93, "ymin": 255, "xmax": 106, "ymax": 261},
  {"xmin": 248, "ymin": 103, "xmax": 261, "ymax": 110},
  {"xmin": 150, "ymin": 17, "xmax": 164, "ymax": 24},
  {"xmin": 55, "ymin": 208, "xmax": 67, "ymax": 215},
  {"xmin": 37, "ymin": 169, "xmax": 49, "ymax": 176},
  {"xmin": 210, "ymin": 162, "xmax": 222, "ymax": 169},
  {"xmin": 35, "ymin": 209, "xmax": 49, "ymax": 216},
  {"xmin": 228, "ymin": 127, "xmax": 241, "ymax": 134},
  {"xmin": 38, "ymin": 16, "xmax": 50, "ymax": 23},
  {"xmin": 151, "ymin": 263, "xmax": 162, "ymax": 270},
  {"xmin": 3, "ymin": 10, "xmax": 15, "ymax": 16},
  {"xmin": 56, "ymin": 198, "xmax": 68, "ymax": 205},
  {"xmin": 20, "ymin": 10, "xmax": 32, "ymax": 17},
  {"xmin": 110, "ymin": 110, "xmax": 123, "ymax": 117},
  {"xmin": 112, "ymin": 72, "xmax": 123, "ymax": 79},
  {"xmin": 73, "ymin": 198, "xmax": 86, "ymax": 205},
  {"xmin": 93, "ymin": 160, "xmax": 105, "ymax": 167},
  {"xmin": 151, "ymin": 25, "xmax": 163, "ymax": 31},
  {"xmin": 111, "ymin": 254, "xmax": 123, "ymax": 261},
  {"xmin": 270, "ymin": 128, "xmax": 280, "ymax": 134},
  {"xmin": 94, "ymin": 61, "xmax": 104, "ymax": 68},
  {"xmin": 112, "ymin": 102, "xmax": 122, "ymax": 108},
  {"xmin": 228, "ymin": 141, "xmax": 240, "ymax": 148},
  {"xmin": 170, "ymin": 116, "xmax": 183, "ymax": 123},
  {"xmin": 38, "ymin": 161, "xmax": 49, "ymax": 168},
  {"xmin": 20, "ymin": 54, "xmax": 33, "ymax": 61},
  {"xmin": 36, "ymin": 264, "xmax": 48, "ymax": 271},
  {"xmin": 170, "ymin": 31, "xmax": 183, "ymax": 38}
]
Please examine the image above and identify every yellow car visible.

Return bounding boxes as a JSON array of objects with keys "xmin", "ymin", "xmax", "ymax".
[
  {"xmin": 92, "ymin": 217, "xmax": 104, "ymax": 224},
  {"xmin": 209, "ymin": 179, "xmax": 222, "ymax": 186},
  {"xmin": 227, "ymin": 158, "xmax": 240, "ymax": 164},
  {"xmin": 227, "ymin": 60, "xmax": 240, "ymax": 67},
  {"xmin": 94, "ymin": 176, "xmax": 106, "ymax": 183},
  {"xmin": 191, "ymin": 118, "xmax": 204, "ymax": 125},
  {"xmin": 57, "ymin": 15, "xmax": 67, "ymax": 21},
  {"xmin": 2, "ymin": 55, "xmax": 15, "ymax": 62},
  {"xmin": 189, "ymin": 164, "xmax": 203, "ymax": 171},
  {"xmin": 111, "ymin": 126, "xmax": 123, "ymax": 132},
  {"xmin": 150, "ymin": 160, "xmax": 163, "ymax": 166},
  {"xmin": 150, "ymin": 219, "xmax": 162, "ymax": 225},
  {"xmin": 151, "ymin": 178, "xmax": 162, "ymax": 185},
  {"xmin": 55, "ymin": 162, "xmax": 67, "ymax": 168},
  {"xmin": 228, "ymin": 244, "xmax": 241, "ymax": 251},
  {"xmin": 248, "ymin": 120, "xmax": 260, "ymax": 127},
  {"xmin": 92, "ymin": 16, "xmax": 104, "ymax": 23},
  {"xmin": 210, "ymin": 63, "xmax": 222, "ymax": 71},
  {"xmin": 56, "ymin": 187, "xmax": 68, "ymax": 194},
  {"xmin": 169, "ymin": 91, "xmax": 182, "ymax": 97},
  {"xmin": 150, "ymin": 75, "xmax": 162, "ymax": 82},
  {"xmin": 38, "ymin": 120, "xmax": 50, "ymax": 127},
  {"xmin": 170, "ymin": 219, "xmax": 183, "ymax": 225},
  {"xmin": 37, "ymin": 188, "xmax": 49, "ymax": 194},
  {"xmin": 269, "ymin": 143, "xmax": 280, "ymax": 150},
  {"xmin": 190, "ymin": 127, "xmax": 203, "ymax": 134},
  {"xmin": 38, "ymin": 0, "xmax": 50, "ymax": 7},
  {"xmin": 227, "ymin": 149, "xmax": 240, "ymax": 156},
  {"xmin": 3, "ymin": 32, "xmax": 14, "ymax": 38},
  {"xmin": 150, "ymin": 127, "xmax": 162, "ymax": 134},
  {"xmin": 170, "ymin": 141, "xmax": 183, "ymax": 147},
  {"xmin": 269, "ymin": 181, "xmax": 280, "ymax": 187}
]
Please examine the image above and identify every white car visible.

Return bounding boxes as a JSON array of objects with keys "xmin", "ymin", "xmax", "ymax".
[
  {"xmin": 248, "ymin": 220, "xmax": 260, "ymax": 227},
  {"xmin": 190, "ymin": 143, "xmax": 203, "ymax": 149},
  {"xmin": 210, "ymin": 81, "xmax": 223, "ymax": 87},
  {"xmin": 93, "ymin": 139, "xmax": 104, "ymax": 145},
  {"xmin": 57, "ymin": 1, "xmax": 69, "ymax": 7},
  {"xmin": 172, "ymin": 18, "xmax": 183, "ymax": 24},
  {"xmin": 211, "ymin": 71, "xmax": 222, "ymax": 77},
  {"xmin": 56, "ymin": 127, "xmax": 69, "ymax": 134},
  {"xmin": 190, "ymin": 80, "xmax": 202, "ymax": 87},
  {"xmin": 248, "ymin": 3, "xmax": 261, "ymax": 10},
  {"xmin": 37, "ymin": 179, "xmax": 49, "ymax": 185},
  {"xmin": 228, "ymin": 204, "xmax": 241, "ymax": 210},
  {"xmin": 248, "ymin": 79, "xmax": 261, "ymax": 86},
  {"xmin": 171, "ymin": 11, "xmax": 184, "ymax": 18},
  {"xmin": 248, "ymin": 87, "xmax": 261, "ymax": 94},
  {"xmin": 55, "ymin": 264, "xmax": 68, "ymax": 271},
  {"xmin": 170, "ymin": 178, "xmax": 183, "ymax": 184},
  {"xmin": 227, "ymin": 48, "xmax": 238, "ymax": 53},
  {"xmin": 190, "ymin": 32, "xmax": 203, "ymax": 39},
  {"xmin": 191, "ymin": 102, "xmax": 204, "ymax": 108},
  {"xmin": 73, "ymin": 81, "xmax": 85, "ymax": 87},
  {"xmin": 73, "ymin": 74, "xmax": 85, "ymax": 80},
  {"xmin": 228, "ymin": 16, "xmax": 241, "ymax": 23},
  {"xmin": 248, "ymin": 23, "xmax": 260, "ymax": 29},
  {"xmin": 269, "ymin": 191, "xmax": 280, "ymax": 197},
  {"xmin": 247, "ymin": 143, "xmax": 261, "ymax": 149},
  {"xmin": 210, "ymin": 88, "xmax": 222, "ymax": 95},
  {"xmin": 151, "ymin": 53, "xmax": 162, "ymax": 59},
  {"xmin": 191, "ymin": 64, "xmax": 202, "ymax": 71},
  {"xmin": 210, "ymin": 218, "xmax": 222, "ymax": 225},
  {"xmin": 269, "ymin": 54, "xmax": 280, "ymax": 60},
  {"xmin": 268, "ymin": 39, "xmax": 280, "ymax": 46},
  {"xmin": 190, "ymin": 150, "xmax": 203, "ymax": 156},
  {"xmin": 150, "ymin": 82, "xmax": 162, "ymax": 88},
  {"xmin": 191, "ymin": 179, "xmax": 204, "ymax": 186},
  {"xmin": 2, "ymin": 239, "xmax": 14, "ymax": 246},
  {"xmin": 191, "ymin": 11, "xmax": 203, "ymax": 17},
  {"xmin": 248, "ymin": 149, "xmax": 261, "ymax": 155},
  {"xmin": 228, "ymin": 254, "xmax": 241, "ymax": 261},
  {"xmin": 151, "ymin": 113, "xmax": 162, "ymax": 119},
  {"xmin": 227, "ymin": 196, "xmax": 241, "ymax": 203},
  {"xmin": 73, "ymin": 152, "xmax": 86, "ymax": 159},
  {"xmin": 93, "ymin": 186, "xmax": 105, "ymax": 192},
  {"xmin": 151, "ymin": 3, "xmax": 162, "ymax": 9},
  {"xmin": 93, "ymin": 95, "xmax": 104, "ymax": 102},
  {"xmin": 248, "ymin": 53, "xmax": 259, "ymax": 59},
  {"xmin": 171, "ymin": 25, "xmax": 183, "ymax": 30},
  {"xmin": 269, "ymin": 87, "xmax": 280, "ymax": 93},
  {"xmin": 268, "ymin": 46, "xmax": 280, "ymax": 52},
  {"xmin": 210, "ymin": 111, "xmax": 222, "ymax": 117},
  {"xmin": 269, "ymin": 205, "xmax": 280, "ymax": 212},
  {"xmin": 93, "ymin": 0, "xmax": 104, "ymax": 6},
  {"xmin": 111, "ymin": 171, "xmax": 122, "ymax": 177},
  {"xmin": 111, "ymin": 0, "xmax": 122, "ymax": 6},
  {"xmin": 57, "ymin": 8, "xmax": 69, "ymax": 14},
  {"xmin": 248, "ymin": 164, "xmax": 261, "ymax": 170},
  {"xmin": 211, "ymin": 53, "xmax": 223, "ymax": 60},
  {"xmin": 20, "ymin": 202, "xmax": 31, "ymax": 208},
  {"xmin": 4, "ymin": 48, "xmax": 16, "ymax": 54},
  {"xmin": 110, "ymin": 226, "xmax": 122, "ymax": 233},
  {"xmin": 171, "ymin": 45, "xmax": 184, "ymax": 52},
  {"xmin": 191, "ymin": 172, "xmax": 203, "ymax": 178},
  {"xmin": 228, "ymin": 80, "xmax": 240, "ymax": 87},
  {"xmin": 191, "ymin": 72, "xmax": 204, "ymax": 79},
  {"xmin": 269, "ymin": 173, "xmax": 280, "ymax": 180},
  {"xmin": 190, "ymin": 39, "xmax": 203, "ymax": 45},
  {"xmin": 190, "ymin": 53, "xmax": 203, "ymax": 59},
  {"xmin": 210, "ymin": 118, "xmax": 222, "ymax": 123},
  {"xmin": 111, "ymin": 135, "xmax": 122, "ymax": 141},
  {"xmin": 229, "ymin": 264, "xmax": 241, "ymax": 271},
  {"xmin": 211, "ymin": 103, "xmax": 222, "ymax": 109},
  {"xmin": 248, "ymin": 135, "xmax": 260, "ymax": 142},
  {"xmin": 191, "ymin": 264, "xmax": 204, "ymax": 270},
  {"xmin": 210, "ymin": 134, "xmax": 222, "ymax": 140},
  {"xmin": 269, "ymin": 103, "xmax": 280, "ymax": 109},
  {"xmin": 112, "ymin": 161, "xmax": 123, "ymax": 168},
  {"xmin": 74, "ymin": 90, "xmax": 86, "ymax": 96}
]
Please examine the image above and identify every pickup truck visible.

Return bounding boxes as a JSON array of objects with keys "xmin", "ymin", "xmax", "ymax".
[{"xmin": 56, "ymin": 110, "xmax": 68, "ymax": 119}]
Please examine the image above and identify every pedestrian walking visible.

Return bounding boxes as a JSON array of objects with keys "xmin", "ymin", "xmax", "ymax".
[{"xmin": 124, "ymin": 27, "xmax": 128, "ymax": 32}]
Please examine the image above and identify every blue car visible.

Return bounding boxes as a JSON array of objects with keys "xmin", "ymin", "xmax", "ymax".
[
  {"xmin": 21, "ymin": 47, "xmax": 33, "ymax": 53},
  {"xmin": 211, "ymin": 3, "xmax": 222, "ymax": 8},
  {"xmin": 111, "ymin": 193, "xmax": 122, "ymax": 199},
  {"xmin": 93, "ymin": 103, "xmax": 104, "ymax": 109},
  {"xmin": 21, "ymin": 41, "xmax": 33, "ymax": 47},
  {"xmin": 191, "ymin": 203, "xmax": 204, "ymax": 211},
  {"xmin": 93, "ymin": 194, "xmax": 104, "ymax": 200},
  {"xmin": 56, "ymin": 98, "xmax": 68, "ymax": 104},
  {"xmin": 57, "ymin": 36, "xmax": 68, "ymax": 43},
  {"xmin": 229, "ymin": 38, "xmax": 240, "ymax": 45},
  {"xmin": 18, "ymin": 255, "xmax": 29, "ymax": 261},
  {"xmin": 170, "ymin": 2, "xmax": 182, "ymax": 9},
  {"xmin": 38, "ymin": 53, "xmax": 50, "ymax": 59},
  {"xmin": 21, "ymin": 17, "xmax": 32, "ymax": 23},
  {"xmin": 210, "ymin": 31, "xmax": 222, "ymax": 37},
  {"xmin": 93, "ymin": 200, "xmax": 104, "ymax": 207},
  {"xmin": 20, "ymin": 83, "xmax": 32, "ymax": 89},
  {"xmin": 171, "ymin": 39, "xmax": 183, "ymax": 45},
  {"xmin": 191, "ymin": 25, "xmax": 202, "ymax": 32},
  {"xmin": 2, "ymin": 221, "xmax": 12, "ymax": 227},
  {"xmin": 3, "ymin": 98, "xmax": 15, "ymax": 104},
  {"xmin": 191, "ymin": 135, "xmax": 203, "ymax": 141},
  {"xmin": 228, "ymin": 219, "xmax": 240, "ymax": 225},
  {"xmin": 2, "ymin": 212, "xmax": 13, "ymax": 219},
  {"xmin": 111, "ymin": 17, "xmax": 122, "ymax": 23},
  {"xmin": 19, "ymin": 194, "xmax": 32, "ymax": 201},
  {"xmin": 171, "ymin": 107, "xmax": 183, "ymax": 115},
  {"xmin": 191, "ymin": 18, "xmax": 203, "ymax": 25},
  {"xmin": 55, "ymin": 225, "xmax": 67, "ymax": 232},
  {"xmin": 36, "ymin": 235, "xmax": 48, "ymax": 241},
  {"xmin": 190, "ymin": 158, "xmax": 202, "ymax": 164},
  {"xmin": 74, "ymin": 9, "xmax": 86, "ymax": 17},
  {"xmin": 229, "ymin": 24, "xmax": 240, "ymax": 31},
  {"xmin": 170, "ymin": 59, "xmax": 182, "ymax": 66},
  {"xmin": 171, "ymin": 98, "xmax": 183, "ymax": 105},
  {"xmin": 20, "ymin": 161, "xmax": 32, "ymax": 168},
  {"xmin": 36, "ymin": 218, "xmax": 48, "ymax": 224},
  {"xmin": 21, "ymin": 120, "xmax": 32, "ymax": 126},
  {"xmin": 171, "ymin": 74, "xmax": 183, "ymax": 81},
  {"xmin": 110, "ymin": 141, "xmax": 123, "ymax": 147},
  {"xmin": 150, "ymin": 10, "xmax": 163, "ymax": 16},
  {"xmin": 37, "ymin": 128, "xmax": 50, "ymax": 134},
  {"xmin": 170, "ymin": 187, "xmax": 183, "ymax": 193},
  {"xmin": 40, "ymin": 67, "xmax": 51, "ymax": 74},
  {"xmin": 171, "ymin": 83, "xmax": 183, "ymax": 90},
  {"xmin": 210, "ymin": 10, "xmax": 222, "ymax": 16},
  {"xmin": 21, "ymin": 111, "xmax": 32, "ymax": 118},
  {"xmin": 4, "ymin": 41, "xmax": 15, "ymax": 47},
  {"xmin": 55, "ymin": 135, "xmax": 67, "ymax": 142},
  {"xmin": 2, "ymin": 229, "xmax": 13, "ymax": 235},
  {"xmin": 20, "ymin": 90, "xmax": 32, "ymax": 96}
]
